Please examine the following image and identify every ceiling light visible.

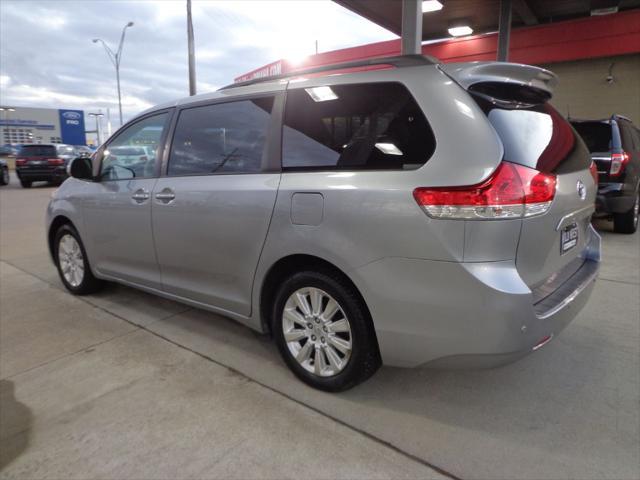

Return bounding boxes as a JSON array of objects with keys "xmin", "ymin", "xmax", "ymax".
[
  {"xmin": 305, "ymin": 86, "xmax": 338, "ymax": 102},
  {"xmin": 422, "ymin": 1, "xmax": 443, "ymax": 13},
  {"xmin": 448, "ymin": 25, "xmax": 473, "ymax": 37},
  {"xmin": 375, "ymin": 143, "xmax": 403, "ymax": 156}
]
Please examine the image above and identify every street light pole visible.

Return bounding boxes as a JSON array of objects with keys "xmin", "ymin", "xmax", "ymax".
[{"xmin": 92, "ymin": 21, "xmax": 134, "ymax": 126}]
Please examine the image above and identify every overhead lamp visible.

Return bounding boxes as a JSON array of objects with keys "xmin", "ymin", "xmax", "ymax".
[
  {"xmin": 375, "ymin": 143, "xmax": 403, "ymax": 156},
  {"xmin": 448, "ymin": 20, "xmax": 473, "ymax": 37},
  {"xmin": 422, "ymin": 1, "xmax": 443, "ymax": 13},
  {"xmin": 305, "ymin": 86, "xmax": 338, "ymax": 102}
]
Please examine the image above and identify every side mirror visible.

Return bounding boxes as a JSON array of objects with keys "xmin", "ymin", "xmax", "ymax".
[{"xmin": 67, "ymin": 156, "xmax": 93, "ymax": 180}]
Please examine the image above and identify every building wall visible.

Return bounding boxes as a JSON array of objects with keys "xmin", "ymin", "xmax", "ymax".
[
  {"xmin": 542, "ymin": 54, "xmax": 640, "ymax": 125},
  {"xmin": 0, "ymin": 106, "xmax": 86, "ymax": 146}
]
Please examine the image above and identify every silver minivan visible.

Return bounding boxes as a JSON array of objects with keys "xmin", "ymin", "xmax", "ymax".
[{"xmin": 47, "ymin": 56, "xmax": 600, "ymax": 391}]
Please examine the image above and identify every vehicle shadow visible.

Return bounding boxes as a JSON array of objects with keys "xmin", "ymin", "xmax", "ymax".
[{"xmin": 0, "ymin": 380, "xmax": 33, "ymax": 472}]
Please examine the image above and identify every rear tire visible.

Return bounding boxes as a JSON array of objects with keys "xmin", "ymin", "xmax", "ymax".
[
  {"xmin": 272, "ymin": 269, "xmax": 381, "ymax": 392},
  {"xmin": 54, "ymin": 224, "xmax": 104, "ymax": 295},
  {"xmin": 20, "ymin": 179, "xmax": 31, "ymax": 188},
  {"xmin": 0, "ymin": 167, "xmax": 8, "ymax": 186},
  {"xmin": 613, "ymin": 191, "xmax": 639, "ymax": 234}
]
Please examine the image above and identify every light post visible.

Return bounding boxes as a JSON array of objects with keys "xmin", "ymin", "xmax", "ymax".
[
  {"xmin": 88, "ymin": 112, "xmax": 104, "ymax": 145},
  {"xmin": 92, "ymin": 21, "xmax": 134, "ymax": 127}
]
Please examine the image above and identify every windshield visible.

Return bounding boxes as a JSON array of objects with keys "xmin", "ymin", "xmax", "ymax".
[{"xmin": 19, "ymin": 145, "xmax": 57, "ymax": 157}]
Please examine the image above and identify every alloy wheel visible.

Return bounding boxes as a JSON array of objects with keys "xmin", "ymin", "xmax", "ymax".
[
  {"xmin": 282, "ymin": 287, "xmax": 352, "ymax": 377},
  {"xmin": 58, "ymin": 234, "xmax": 85, "ymax": 287}
]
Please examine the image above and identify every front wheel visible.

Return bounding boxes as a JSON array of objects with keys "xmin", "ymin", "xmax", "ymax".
[
  {"xmin": 54, "ymin": 224, "xmax": 103, "ymax": 295},
  {"xmin": 19, "ymin": 179, "xmax": 31, "ymax": 188},
  {"xmin": 613, "ymin": 191, "xmax": 639, "ymax": 234},
  {"xmin": 272, "ymin": 270, "xmax": 380, "ymax": 392}
]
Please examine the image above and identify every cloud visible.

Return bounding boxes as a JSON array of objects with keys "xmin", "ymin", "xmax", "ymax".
[{"xmin": 0, "ymin": 0, "xmax": 396, "ymax": 127}]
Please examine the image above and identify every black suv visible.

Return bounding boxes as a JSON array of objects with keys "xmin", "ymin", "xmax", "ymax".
[
  {"xmin": 15, "ymin": 144, "xmax": 77, "ymax": 188},
  {"xmin": 572, "ymin": 116, "xmax": 640, "ymax": 233}
]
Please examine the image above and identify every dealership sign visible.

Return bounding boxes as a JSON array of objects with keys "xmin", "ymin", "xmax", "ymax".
[{"xmin": 58, "ymin": 109, "xmax": 86, "ymax": 145}]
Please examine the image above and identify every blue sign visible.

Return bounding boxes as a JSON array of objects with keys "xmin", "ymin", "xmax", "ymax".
[{"xmin": 58, "ymin": 109, "xmax": 86, "ymax": 145}]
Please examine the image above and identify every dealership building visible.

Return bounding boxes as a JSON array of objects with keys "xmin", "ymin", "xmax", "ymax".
[{"xmin": 0, "ymin": 106, "xmax": 87, "ymax": 146}]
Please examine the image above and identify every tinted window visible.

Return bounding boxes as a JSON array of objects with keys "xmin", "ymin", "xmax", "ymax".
[
  {"xmin": 19, "ymin": 145, "xmax": 56, "ymax": 157},
  {"xmin": 619, "ymin": 121, "xmax": 636, "ymax": 152},
  {"xmin": 100, "ymin": 113, "xmax": 168, "ymax": 181},
  {"xmin": 168, "ymin": 97, "xmax": 274, "ymax": 176},
  {"xmin": 283, "ymin": 83, "xmax": 435, "ymax": 170},
  {"xmin": 474, "ymin": 96, "xmax": 589, "ymax": 173},
  {"xmin": 571, "ymin": 121, "xmax": 615, "ymax": 152}
]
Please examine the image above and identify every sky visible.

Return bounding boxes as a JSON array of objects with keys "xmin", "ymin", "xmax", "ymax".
[{"xmin": 0, "ymin": 0, "xmax": 397, "ymax": 128}]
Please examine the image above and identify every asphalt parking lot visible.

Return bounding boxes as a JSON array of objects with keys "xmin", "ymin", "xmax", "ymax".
[{"xmin": 1, "ymin": 174, "xmax": 638, "ymax": 480}]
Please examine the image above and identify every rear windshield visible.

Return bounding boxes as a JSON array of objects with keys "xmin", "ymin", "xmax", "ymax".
[
  {"xmin": 19, "ymin": 145, "xmax": 56, "ymax": 157},
  {"xmin": 473, "ymin": 96, "xmax": 590, "ymax": 174},
  {"xmin": 571, "ymin": 121, "xmax": 615, "ymax": 153}
]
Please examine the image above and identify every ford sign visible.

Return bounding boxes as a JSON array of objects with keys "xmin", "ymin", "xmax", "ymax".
[{"xmin": 62, "ymin": 111, "xmax": 82, "ymax": 120}]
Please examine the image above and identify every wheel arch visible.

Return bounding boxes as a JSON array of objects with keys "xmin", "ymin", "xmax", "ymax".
[
  {"xmin": 48, "ymin": 215, "xmax": 75, "ymax": 260},
  {"xmin": 259, "ymin": 254, "xmax": 378, "ymax": 347}
]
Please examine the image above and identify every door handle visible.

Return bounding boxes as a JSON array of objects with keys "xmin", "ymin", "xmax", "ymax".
[
  {"xmin": 155, "ymin": 188, "xmax": 176, "ymax": 204},
  {"xmin": 131, "ymin": 189, "xmax": 150, "ymax": 203}
]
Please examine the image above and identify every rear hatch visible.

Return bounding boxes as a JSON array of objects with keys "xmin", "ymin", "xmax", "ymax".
[
  {"xmin": 17, "ymin": 145, "xmax": 58, "ymax": 169},
  {"xmin": 571, "ymin": 120, "xmax": 620, "ymax": 182},
  {"xmin": 441, "ymin": 62, "xmax": 595, "ymax": 289}
]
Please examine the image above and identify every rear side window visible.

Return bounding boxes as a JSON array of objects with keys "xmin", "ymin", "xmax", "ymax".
[
  {"xmin": 168, "ymin": 97, "xmax": 274, "ymax": 176},
  {"xmin": 619, "ymin": 121, "xmax": 637, "ymax": 152},
  {"xmin": 19, "ymin": 145, "xmax": 56, "ymax": 157},
  {"xmin": 474, "ymin": 96, "xmax": 589, "ymax": 173},
  {"xmin": 571, "ymin": 121, "xmax": 616, "ymax": 153},
  {"xmin": 283, "ymin": 82, "xmax": 435, "ymax": 171}
]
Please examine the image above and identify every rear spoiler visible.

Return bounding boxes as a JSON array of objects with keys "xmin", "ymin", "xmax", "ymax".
[{"xmin": 439, "ymin": 62, "xmax": 558, "ymax": 100}]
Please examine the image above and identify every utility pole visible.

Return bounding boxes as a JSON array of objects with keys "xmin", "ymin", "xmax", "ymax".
[
  {"xmin": 92, "ymin": 21, "xmax": 134, "ymax": 126},
  {"xmin": 187, "ymin": 0, "xmax": 197, "ymax": 96}
]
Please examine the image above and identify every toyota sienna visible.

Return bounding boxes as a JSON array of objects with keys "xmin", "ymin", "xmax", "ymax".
[{"xmin": 47, "ymin": 56, "xmax": 600, "ymax": 391}]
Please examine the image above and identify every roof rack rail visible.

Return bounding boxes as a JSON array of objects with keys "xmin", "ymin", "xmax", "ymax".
[{"xmin": 220, "ymin": 54, "xmax": 438, "ymax": 90}]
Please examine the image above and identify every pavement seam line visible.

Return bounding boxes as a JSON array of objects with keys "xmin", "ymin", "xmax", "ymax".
[
  {"xmin": 2, "ymin": 260, "xmax": 462, "ymax": 480},
  {"xmin": 1, "ymin": 327, "xmax": 138, "ymax": 381},
  {"xmin": 597, "ymin": 276, "xmax": 640, "ymax": 286}
]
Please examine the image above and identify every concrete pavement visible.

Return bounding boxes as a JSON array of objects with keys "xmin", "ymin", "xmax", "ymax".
[{"xmin": 1, "ymin": 175, "xmax": 639, "ymax": 479}]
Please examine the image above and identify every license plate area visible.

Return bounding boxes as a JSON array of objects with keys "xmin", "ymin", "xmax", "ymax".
[{"xmin": 561, "ymin": 223, "xmax": 578, "ymax": 254}]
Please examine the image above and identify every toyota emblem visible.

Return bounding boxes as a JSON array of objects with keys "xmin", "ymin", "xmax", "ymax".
[{"xmin": 577, "ymin": 180, "xmax": 586, "ymax": 200}]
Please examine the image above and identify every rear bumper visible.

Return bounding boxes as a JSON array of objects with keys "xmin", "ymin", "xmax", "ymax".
[
  {"xmin": 596, "ymin": 183, "xmax": 635, "ymax": 214},
  {"xmin": 16, "ymin": 166, "xmax": 67, "ymax": 182},
  {"xmin": 352, "ymin": 226, "xmax": 601, "ymax": 368}
]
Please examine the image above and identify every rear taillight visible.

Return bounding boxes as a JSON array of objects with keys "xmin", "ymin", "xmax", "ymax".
[
  {"xmin": 610, "ymin": 152, "xmax": 629, "ymax": 177},
  {"xmin": 15, "ymin": 158, "xmax": 27, "ymax": 166},
  {"xmin": 413, "ymin": 162, "xmax": 557, "ymax": 220},
  {"xmin": 589, "ymin": 161, "xmax": 599, "ymax": 185},
  {"xmin": 47, "ymin": 158, "xmax": 64, "ymax": 165}
]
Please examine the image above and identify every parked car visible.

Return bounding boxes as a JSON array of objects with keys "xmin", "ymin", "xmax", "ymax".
[
  {"xmin": 571, "ymin": 115, "xmax": 640, "ymax": 233},
  {"xmin": 0, "ymin": 158, "xmax": 9, "ymax": 186},
  {"xmin": 0, "ymin": 145, "xmax": 19, "ymax": 157},
  {"xmin": 74, "ymin": 145, "xmax": 94, "ymax": 158},
  {"xmin": 15, "ymin": 144, "xmax": 77, "ymax": 188},
  {"xmin": 103, "ymin": 145, "xmax": 156, "ymax": 178},
  {"xmin": 47, "ymin": 56, "xmax": 600, "ymax": 391}
]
